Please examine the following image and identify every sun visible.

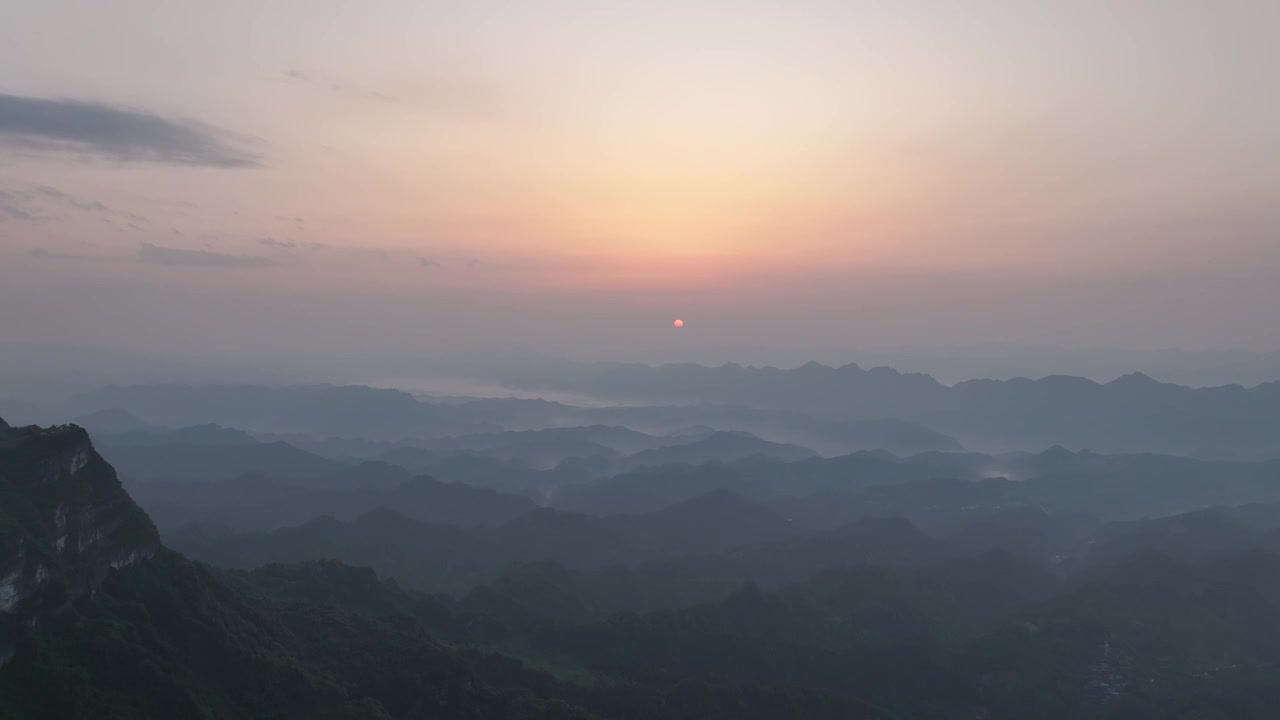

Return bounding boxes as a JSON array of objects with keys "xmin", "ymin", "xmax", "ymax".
[{"xmin": 673, "ymin": 319, "xmax": 684, "ymax": 328}]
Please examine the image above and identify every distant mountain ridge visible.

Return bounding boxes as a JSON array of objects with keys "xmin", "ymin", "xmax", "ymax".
[
  {"xmin": 1, "ymin": 384, "xmax": 965, "ymax": 461},
  {"xmin": 620, "ymin": 431, "xmax": 816, "ymax": 470},
  {"xmin": 553, "ymin": 445, "xmax": 1280, "ymax": 520},
  {"xmin": 458, "ymin": 359, "xmax": 1280, "ymax": 457},
  {"xmin": 7, "ymin": 362, "xmax": 1280, "ymax": 457}
]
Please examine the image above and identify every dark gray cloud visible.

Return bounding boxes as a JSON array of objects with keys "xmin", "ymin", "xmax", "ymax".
[
  {"xmin": 418, "ymin": 256, "xmax": 438, "ymax": 267},
  {"xmin": 138, "ymin": 242, "xmax": 274, "ymax": 268},
  {"xmin": 0, "ymin": 93, "xmax": 262, "ymax": 167}
]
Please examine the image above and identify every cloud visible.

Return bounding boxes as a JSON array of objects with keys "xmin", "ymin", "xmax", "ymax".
[
  {"xmin": 281, "ymin": 67, "xmax": 508, "ymax": 120},
  {"xmin": 19, "ymin": 248, "xmax": 123, "ymax": 263},
  {"xmin": 138, "ymin": 242, "xmax": 274, "ymax": 268},
  {"xmin": 0, "ymin": 93, "xmax": 262, "ymax": 167},
  {"xmin": 284, "ymin": 69, "xmax": 399, "ymax": 104},
  {"xmin": 1, "ymin": 205, "xmax": 34, "ymax": 221},
  {"xmin": 30, "ymin": 185, "xmax": 108, "ymax": 213},
  {"xmin": 0, "ymin": 183, "xmax": 150, "ymax": 225},
  {"xmin": 0, "ymin": 190, "xmax": 36, "ymax": 221},
  {"xmin": 258, "ymin": 236, "xmax": 327, "ymax": 251},
  {"xmin": 27, "ymin": 248, "xmax": 87, "ymax": 259},
  {"xmin": 418, "ymin": 256, "xmax": 438, "ymax": 267}
]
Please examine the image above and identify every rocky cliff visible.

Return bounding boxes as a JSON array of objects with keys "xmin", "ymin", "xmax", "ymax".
[{"xmin": 0, "ymin": 418, "xmax": 158, "ymax": 663}]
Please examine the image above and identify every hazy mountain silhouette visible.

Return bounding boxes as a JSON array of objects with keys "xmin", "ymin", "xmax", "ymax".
[
  {"xmin": 445, "ymin": 358, "xmax": 1280, "ymax": 458},
  {"xmin": 12, "ymin": 420, "xmax": 1280, "ymax": 717},
  {"xmin": 619, "ymin": 430, "xmax": 816, "ymax": 470},
  {"xmin": 5, "ymin": 381, "xmax": 965, "ymax": 457},
  {"xmin": 101, "ymin": 439, "xmax": 341, "ymax": 485},
  {"xmin": 553, "ymin": 446, "xmax": 1280, "ymax": 519}
]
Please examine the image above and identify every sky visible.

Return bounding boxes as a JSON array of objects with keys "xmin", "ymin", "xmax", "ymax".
[{"xmin": 1, "ymin": 0, "xmax": 1278, "ymax": 379}]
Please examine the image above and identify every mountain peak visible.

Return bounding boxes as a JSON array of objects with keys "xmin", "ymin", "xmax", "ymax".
[
  {"xmin": 1039, "ymin": 444, "xmax": 1075, "ymax": 457},
  {"xmin": 1110, "ymin": 371, "xmax": 1161, "ymax": 387},
  {"xmin": 0, "ymin": 424, "xmax": 158, "ymax": 619}
]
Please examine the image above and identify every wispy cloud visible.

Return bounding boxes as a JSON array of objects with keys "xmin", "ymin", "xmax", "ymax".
[
  {"xmin": 30, "ymin": 185, "xmax": 108, "ymax": 213},
  {"xmin": 281, "ymin": 68, "xmax": 508, "ymax": 120},
  {"xmin": 0, "ymin": 189, "xmax": 37, "ymax": 221},
  {"xmin": 258, "ymin": 236, "xmax": 328, "ymax": 251},
  {"xmin": 0, "ymin": 93, "xmax": 262, "ymax": 167},
  {"xmin": 18, "ymin": 247, "xmax": 128, "ymax": 263},
  {"xmin": 284, "ymin": 69, "xmax": 399, "ymax": 104},
  {"xmin": 0, "ymin": 183, "xmax": 149, "ymax": 225},
  {"xmin": 138, "ymin": 242, "xmax": 274, "ymax": 268},
  {"xmin": 27, "ymin": 248, "xmax": 98, "ymax": 260}
]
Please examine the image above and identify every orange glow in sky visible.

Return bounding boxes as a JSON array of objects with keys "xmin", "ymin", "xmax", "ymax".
[{"xmin": 4, "ymin": 2, "xmax": 1280, "ymax": 357}]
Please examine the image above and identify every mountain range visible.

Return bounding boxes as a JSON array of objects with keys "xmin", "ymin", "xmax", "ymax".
[
  {"xmin": 18, "ymin": 363, "xmax": 1280, "ymax": 459},
  {"xmin": 9, "ymin": 418, "xmax": 1280, "ymax": 717},
  {"xmin": 430, "ymin": 358, "xmax": 1280, "ymax": 458}
]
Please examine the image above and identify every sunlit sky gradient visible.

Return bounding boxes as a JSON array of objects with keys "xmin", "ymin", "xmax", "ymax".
[{"xmin": 2, "ymin": 1, "xmax": 1278, "ymax": 375}]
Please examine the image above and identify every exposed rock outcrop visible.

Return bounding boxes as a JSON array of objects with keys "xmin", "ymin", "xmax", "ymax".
[{"xmin": 0, "ymin": 421, "xmax": 159, "ymax": 662}]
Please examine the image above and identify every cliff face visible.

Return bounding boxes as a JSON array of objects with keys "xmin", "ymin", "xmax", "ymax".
[{"xmin": 0, "ymin": 420, "xmax": 158, "ymax": 659}]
